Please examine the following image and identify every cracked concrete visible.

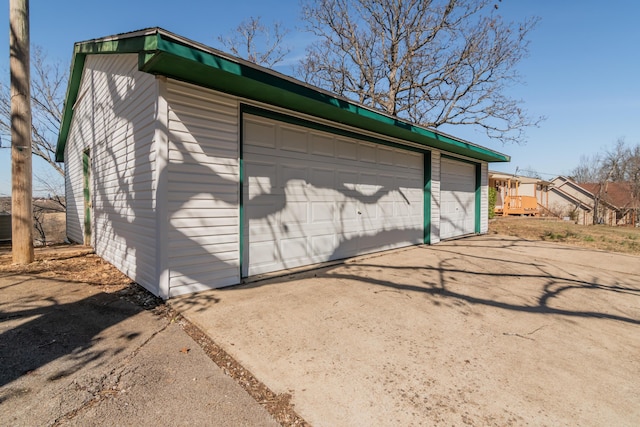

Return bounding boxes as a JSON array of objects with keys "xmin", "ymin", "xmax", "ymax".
[{"xmin": 0, "ymin": 274, "xmax": 277, "ymax": 427}]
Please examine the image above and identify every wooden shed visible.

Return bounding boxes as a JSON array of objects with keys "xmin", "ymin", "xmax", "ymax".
[{"xmin": 56, "ymin": 28, "xmax": 510, "ymax": 298}]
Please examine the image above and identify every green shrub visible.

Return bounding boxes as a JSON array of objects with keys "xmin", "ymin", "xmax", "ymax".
[{"xmin": 488, "ymin": 187, "xmax": 497, "ymax": 219}]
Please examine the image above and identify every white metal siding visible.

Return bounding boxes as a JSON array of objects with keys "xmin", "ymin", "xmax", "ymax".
[
  {"xmin": 65, "ymin": 54, "xmax": 159, "ymax": 294},
  {"xmin": 165, "ymin": 80, "xmax": 240, "ymax": 296},
  {"xmin": 430, "ymin": 151, "xmax": 441, "ymax": 244},
  {"xmin": 64, "ymin": 146, "xmax": 83, "ymax": 244},
  {"xmin": 480, "ymin": 162, "xmax": 489, "ymax": 233},
  {"xmin": 243, "ymin": 115, "xmax": 423, "ymax": 276},
  {"xmin": 440, "ymin": 158, "xmax": 476, "ymax": 239}
]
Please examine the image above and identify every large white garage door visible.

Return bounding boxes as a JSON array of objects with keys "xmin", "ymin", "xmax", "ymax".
[
  {"xmin": 243, "ymin": 114, "xmax": 424, "ymax": 277},
  {"xmin": 440, "ymin": 158, "xmax": 476, "ymax": 239}
]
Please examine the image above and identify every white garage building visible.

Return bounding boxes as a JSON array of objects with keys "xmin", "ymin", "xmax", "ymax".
[{"xmin": 56, "ymin": 28, "xmax": 509, "ymax": 298}]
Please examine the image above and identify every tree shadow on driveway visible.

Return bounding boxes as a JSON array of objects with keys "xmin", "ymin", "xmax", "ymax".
[
  {"xmin": 216, "ymin": 237, "xmax": 640, "ymax": 327},
  {"xmin": 0, "ymin": 275, "xmax": 144, "ymax": 390},
  {"xmin": 318, "ymin": 247, "xmax": 640, "ymax": 325}
]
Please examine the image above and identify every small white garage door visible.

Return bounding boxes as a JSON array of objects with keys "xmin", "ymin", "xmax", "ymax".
[
  {"xmin": 440, "ymin": 157, "xmax": 476, "ymax": 239},
  {"xmin": 243, "ymin": 114, "xmax": 424, "ymax": 277}
]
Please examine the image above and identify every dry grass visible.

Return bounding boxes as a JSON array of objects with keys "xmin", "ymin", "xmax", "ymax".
[
  {"xmin": 489, "ymin": 217, "xmax": 640, "ymax": 256},
  {"xmin": 0, "ymin": 246, "xmax": 135, "ymax": 290}
]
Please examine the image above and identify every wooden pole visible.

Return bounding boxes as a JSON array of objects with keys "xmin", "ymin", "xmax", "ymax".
[{"xmin": 10, "ymin": 0, "xmax": 34, "ymax": 263}]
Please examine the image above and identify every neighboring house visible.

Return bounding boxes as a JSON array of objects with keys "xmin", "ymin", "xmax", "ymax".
[
  {"xmin": 574, "ymin": 181, "xmax": 638, "ymax": 225},
  {"xmin": 549, "ymin": 176, "xmax": 639, "ymax": 225},
  {"xmin": 489, "ymin": 172, "xmax": 552, "ymax": 217},
  {"xmin": 55, "ymin": 28, "xmax": 510, "ymax": 298}
]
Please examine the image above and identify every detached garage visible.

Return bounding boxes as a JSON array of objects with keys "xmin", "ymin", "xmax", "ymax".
[{"xmin": 56, "ymin": 28, "xmax": 509, "ymax": 298}]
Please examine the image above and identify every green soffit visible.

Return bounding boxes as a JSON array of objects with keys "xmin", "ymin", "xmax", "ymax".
[{"xmin": 55, "ymin": 27, "xmax": 510, "ymax": 163}]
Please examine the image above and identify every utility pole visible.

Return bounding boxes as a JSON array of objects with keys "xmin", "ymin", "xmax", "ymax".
[{"xmin": 10, "ymin": 0, "xmax": 34, "ymax": 263}]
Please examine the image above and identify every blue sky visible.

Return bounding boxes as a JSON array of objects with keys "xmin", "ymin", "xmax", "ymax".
[{"xmin": 1, "ymin": 0, "xmax": 639, "ymax": 195}]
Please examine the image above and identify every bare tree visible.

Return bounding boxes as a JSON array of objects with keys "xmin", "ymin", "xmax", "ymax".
[
  {"xmin": 627, "ymin": 144, "xmax": 640, "ymax": 202},
  {"xmin": 572, "ymin": 138, "xmax": 640, "ymax": 224},
  {"xmin": 0, "ymin": 46, "xmax": 66, "ymax": 177},
  {"xmin": 299, "ymin": 0, "xmax": 542, "ymax": 143},
  {"xmin": 35, "ymin": 170, "xmax": 66, "ymax": 209},
  {"xmin": 217, "ymin": 16, "xmax": 292, "ymax": 68},
  {"xmin": 602, "ymin": 139, "xmax": 640, "ymax": 224},
  {"xmin": 571, "ymin": 154, "xmax": 602, "ymax": 184}
]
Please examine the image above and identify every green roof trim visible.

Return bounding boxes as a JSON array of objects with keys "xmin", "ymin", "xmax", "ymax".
[
  {"xmin": 55, "ymin": 31, "xmax": 160, "ymax": 161},
  {"xmin": 56, "ymin": 28, "xmax": 510, "ymax": 163}
]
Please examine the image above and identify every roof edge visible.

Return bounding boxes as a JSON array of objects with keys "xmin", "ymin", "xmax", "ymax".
[
  {"xmin": 56, "ymin": 28, "xmax": 164, "ymax": 162},
  {"xmin": 56, "ymin": 27, "xmax": 510, "ymax": 163}
]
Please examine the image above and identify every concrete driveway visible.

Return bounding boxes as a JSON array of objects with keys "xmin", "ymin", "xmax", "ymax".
[
  {"xmin": 173, "ymin": 235, "xmax": 640, "ymax": 426},
  {"xmin": 0, "ymin": 268, "xmax": 277, "ymax": 426}
]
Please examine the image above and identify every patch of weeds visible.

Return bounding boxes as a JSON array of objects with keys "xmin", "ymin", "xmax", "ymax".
[
  {"xmin": 542, "ymin": 230, "xmax": 576, "ymax": 241},
  {"xmin": 582, "ymin": 235, "xmax": 595, "ymax": 242},
  {"xmin": 626, "ymin": 241, "xmax": 640, "ymax": 250}
]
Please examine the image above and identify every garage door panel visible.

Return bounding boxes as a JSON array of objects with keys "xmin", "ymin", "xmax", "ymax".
[
  {"xmin": 359, "ymin": 203, "xmax": 377, "ymax": 217},
  {"xmin": 310, "ymin": 167, "xmax": 334, "ymax": 188},
  {"xmin": 359, "ymin": 171, "xmax": 378, "ymax": 185},
  {"xmin": 336, "ymin": 138, "xmax": 358, "ymax": 160},
  {"xmin": 358, "ymin": 186, "xmax": 383, "ymax": 199},
  {"xmin": 337, "ymin": 170, "xmax": 358, "ymax": 186},
  {"xmin": 378, "ymin": 174, "xmax": 395, "ymax": 189},
  {"xmin": 245, "ymin": 120, "xmax": 276, "ymax": 147},
  {"xmin": 245, "ymin": 201, "xmax": 279, "ymax": 222},
  {"xmin": 310, "ymin": 134, "xmax": 335, "ymax": 157},
  {"xmin": 279, "ymin": 163, "xmax": 308, "ymax": 188},
  {"xmin": 358, "ymin": 143, "xmax": 377, "ymax": 163},
  {"xmin": 280, "ymin": 126, "xmax": 308, "ymax": 153},
  {"xmin": 336, "ymin": 201, "xmax": 359, "ymax": 221},
  {"xmin": 378, "ymin": 201, "xmax": 394, "ymax": 218},
  {"xmin": 250, "ymin": 240, "xmax": 278, "ymax": 265},
  {"xmin": 310, "ymin": 234, "xmax": 336, "ymax": 257},
  {"xmin": 440, "ymin": 158, "xmax": 476, "ymax": 239},
  {"xmin": 395, "ymin": 150, "xmax": 420, "ymax": 169},
  {"xmin": 311, "ymin": 202, "xmax": 334, "ymax": 223},
  {"xmin": 280, "ymin": 201, "xmax": 308, "ymax": 223},
  {"xmin": 244, "ymin": 115, "xmax": 424, "ymax": 277},
  {"xmin": 279, "ymin": 236, "xmax": 308, "ymax": 257}
]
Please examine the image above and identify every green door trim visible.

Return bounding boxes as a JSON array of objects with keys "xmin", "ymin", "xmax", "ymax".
[
  {"xmin": 423, "ymin": 151, "xmax": 432, "ymax": 244},
  {"xmin": 475, "ymin": 163, "xmax": 482, "ymax": 234}
]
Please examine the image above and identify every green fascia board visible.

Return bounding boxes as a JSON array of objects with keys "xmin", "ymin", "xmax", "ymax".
[
  {"xmin": 56, "ymin": 53, "xmax": 86, "ymax": 162},
  {"xmin": 56, "ymin": 28, "xmax": 510, "ymax": 164},
  {"xmin": 55, "ymin": 33, "xmax": 160, "ymax": 161}
]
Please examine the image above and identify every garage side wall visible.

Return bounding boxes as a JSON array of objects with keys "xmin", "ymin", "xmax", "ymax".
[
  {"xmin": 165, "ymin": 80, "xmax": 240, "ymax": 297},
  {"xmin": 65, "ymin": 141, "xmax": 84, "ymax": 244},
  {"xmin": 65, "ymin": 54, "xmax": 159, "ymax": 293}
]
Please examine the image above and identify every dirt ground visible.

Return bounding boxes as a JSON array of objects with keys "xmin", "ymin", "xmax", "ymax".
[{"xmin": 489, "ymin": 217, "xmax": 640, "ymax": 255}]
